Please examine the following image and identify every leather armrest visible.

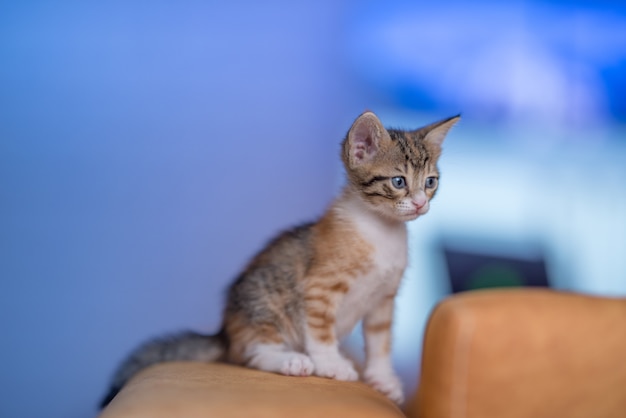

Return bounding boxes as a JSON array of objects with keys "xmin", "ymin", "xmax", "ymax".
[
  {"xmin": 99, "ymin": 362, "xmax": 403, "ymax": 418},
  {"xmin": 407, "ymin": 289, "xmax": 626, "ymax": 418}
]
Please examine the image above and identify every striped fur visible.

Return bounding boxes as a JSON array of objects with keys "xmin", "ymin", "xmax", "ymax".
[{"xmin": 100, "ymin": 112, "xmax": 459, "ymax": 407}]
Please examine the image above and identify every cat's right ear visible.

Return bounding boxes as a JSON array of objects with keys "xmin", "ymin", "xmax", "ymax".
[
  {"xmin": 419, "ymin": 114, "xmax": 461, "ymax": 148},
  {"xmin": 345, "ymin": 112, "xmax": 386, "ymax": 166}
]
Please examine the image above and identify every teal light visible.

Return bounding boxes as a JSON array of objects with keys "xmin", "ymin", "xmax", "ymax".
[{"xmin": 467, "ymin": 262, "xmax": 525, "ymax": 290}]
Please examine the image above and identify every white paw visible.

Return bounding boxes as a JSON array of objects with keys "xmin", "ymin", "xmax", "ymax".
[
  {"xmin": 280, "ymin": 353, "xmax": 315, "ymax": 377},
  {"xmin": 364, "ymin": 369, "xmax": 404, "ymax": 404},
  {"xmin": 312, "ymin": 355, "xmax": 359, "ymax": 381}
]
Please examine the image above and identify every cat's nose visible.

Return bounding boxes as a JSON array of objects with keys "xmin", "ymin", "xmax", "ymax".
[{"xmin": 412, "ymin": 194, "xmax": 427, "ymax": 210}]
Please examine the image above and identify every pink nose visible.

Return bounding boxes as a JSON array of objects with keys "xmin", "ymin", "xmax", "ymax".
[{"xmin": 412, "ymin": 198, "xmax": 427, "ymax": 210}]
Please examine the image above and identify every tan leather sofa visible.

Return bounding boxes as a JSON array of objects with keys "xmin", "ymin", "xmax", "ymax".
[{"xmin": 99, "ymin": 289, "xmax": 626, "ymax": 418}]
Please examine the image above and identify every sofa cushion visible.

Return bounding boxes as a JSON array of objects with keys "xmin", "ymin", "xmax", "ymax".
[
  {"xmin": 408, "ymin": 289, "xmax": 626, "ymax": 418},
  {"xmin": 99, "ymin": 361, "xmax": 404, "ymax": 418}
]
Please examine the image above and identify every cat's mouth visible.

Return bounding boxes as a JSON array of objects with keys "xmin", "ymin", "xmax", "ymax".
[
  {"xmin": 398, "ymin": 206, "xmax": 430, "ymax": 221},
  {"xmin": 399, "ymin": 211, "xmax": 421, "ymax": 221}
]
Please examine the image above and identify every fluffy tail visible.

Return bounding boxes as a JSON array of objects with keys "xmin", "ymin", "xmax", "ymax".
[{"xmin": 99, "ymin": 330, "xmax": 227, "ymax": 409}]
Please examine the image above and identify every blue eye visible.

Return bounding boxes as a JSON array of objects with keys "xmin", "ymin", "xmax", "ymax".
[
  {"xmin": 391, "ymin": 176, "xmax": 406, "ymax": 189},
  {"xmin": 425, "ymin": 177, "xmax": 438, "ymax": 189}
]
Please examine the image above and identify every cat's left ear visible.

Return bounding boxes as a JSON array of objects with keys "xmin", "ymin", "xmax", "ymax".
[
  {"xmin": 420, "ymin": 114, "xmax": 461, "ymax": 148},
  {"xmin": 345, "ymin": 111, "xmax": 387, "ymax": 166}
]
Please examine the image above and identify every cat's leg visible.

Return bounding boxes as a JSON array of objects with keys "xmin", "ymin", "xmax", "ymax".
[
  {"xmin": 303, "ymin": 280, "xmax": 358, "ymax": 381},
  {"xmin": 244, "ymin": 343, "xmax": 315, "ymax": 377},
  {"xmin": 362, "ymin": 293, "xmax": 404, "ymax": 404},
  {"xmin": 226, "ymin": 319, "xmax": 314, "ymax": 377}
]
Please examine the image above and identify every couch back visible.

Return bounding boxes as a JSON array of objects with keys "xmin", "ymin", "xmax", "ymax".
[{"xmin": 406, "ymin": 289, "xmax": 626, "ymax": 418}]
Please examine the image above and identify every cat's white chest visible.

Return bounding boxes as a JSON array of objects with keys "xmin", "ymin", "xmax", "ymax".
[{"xmin": 335, "ymin": 210, "xmax": 408, "ymax": 338}]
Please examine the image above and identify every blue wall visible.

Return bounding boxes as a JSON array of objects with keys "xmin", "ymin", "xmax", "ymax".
[{"xmin": 0, "ymin": 2, "xmax": 366, "ymax": 417}]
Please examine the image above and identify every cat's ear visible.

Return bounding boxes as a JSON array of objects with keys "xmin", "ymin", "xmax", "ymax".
[
  {"xmin": 419, "ymin": 114, "xmax": 461, "ymax": 148},
  {"xmin": 345, "ymin": 111, "xmax": 387, "ymax": 165}
]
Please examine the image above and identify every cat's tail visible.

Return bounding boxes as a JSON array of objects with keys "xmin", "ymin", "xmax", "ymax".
[{"xmin": 99, "ymin": 329, "xmax": 227, "ymax": 409}]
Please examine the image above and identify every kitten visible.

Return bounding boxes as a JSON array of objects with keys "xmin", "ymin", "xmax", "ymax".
[{"xmin": 100, "ymin": 111, "xmax": 459, "ymax": 407}]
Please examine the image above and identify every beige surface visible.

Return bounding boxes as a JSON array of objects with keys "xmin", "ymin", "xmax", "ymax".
[
  {"xmin": 100, "ymin": 289, "xmax": 626, "ymax": 418},
  {"xmin": 99, "ymin": 361, "xmax": 404, "ymax": 418},
  {"xmin": 408, "ymin": 289, "xmax": 626, "ymax": 418}
]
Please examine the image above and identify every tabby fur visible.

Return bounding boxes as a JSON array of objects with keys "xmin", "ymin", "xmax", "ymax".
[{"xmin": 100, "ymin": 111, "xmax": 459, "ymax": 407}]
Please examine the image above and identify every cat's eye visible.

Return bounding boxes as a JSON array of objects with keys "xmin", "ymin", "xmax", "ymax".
[
  {"xmin": 425, "ymin": 177, "xmax": 438, "ymax": 189},
  {"xmin": 391, "ymin": 176, "xmax": 406, "ymax": 189}
]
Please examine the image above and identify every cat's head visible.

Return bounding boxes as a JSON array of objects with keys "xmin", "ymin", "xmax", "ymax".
[{"xmin": 342, "ymin": 111, "xmax": 459, "ymax": 222}]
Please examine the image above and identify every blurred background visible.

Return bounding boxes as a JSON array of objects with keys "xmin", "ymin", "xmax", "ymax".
[{"xmin": 1, "ymin": 1, "xmax": 625, "ymax": 417}]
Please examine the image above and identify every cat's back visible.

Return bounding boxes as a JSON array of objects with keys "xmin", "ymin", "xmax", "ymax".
[
  {"xmin": 246, "ymin": 222, "xmax": 315, "ymax": 271},
  {"xmin": 231, "ymin": 222, "xmax": 315, "ymax": 289}
]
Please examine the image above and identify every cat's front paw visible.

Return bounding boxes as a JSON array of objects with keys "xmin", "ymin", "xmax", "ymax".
[
  {"xmin": 280, "ymin": 353, "xmax": 315, "ymax": 377},
  {"xmin": 363, "ymin": 368, "xmax": 404, "ymax": 404},
  {"xmin": 312, "ymin": 355, "xmax": 358, "ymax": 381}
]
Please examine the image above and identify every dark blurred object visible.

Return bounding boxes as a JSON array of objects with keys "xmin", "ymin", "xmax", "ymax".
[{"xmin": 443, "ymin": 241, "xmax": 550, "ymax": 292}]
